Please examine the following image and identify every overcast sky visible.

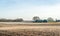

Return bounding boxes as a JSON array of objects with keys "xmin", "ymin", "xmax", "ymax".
[{"xmin": 0, "ymin": 0, "xmax": 60, "ymax": 20}]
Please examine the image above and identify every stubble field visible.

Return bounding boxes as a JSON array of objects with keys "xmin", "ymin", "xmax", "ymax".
[{"xmin": 0, "ymin": 22, "xmax": 60, "ymax": 36}]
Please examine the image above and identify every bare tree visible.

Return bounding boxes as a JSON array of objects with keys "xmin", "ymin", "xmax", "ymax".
[
  {"xmin": 33, "ymin": 16, "xmax": 40, "ymax": 21},
  {"xmin": 47, "ymin": 17, "xmax": 54, "ymax": 22}
]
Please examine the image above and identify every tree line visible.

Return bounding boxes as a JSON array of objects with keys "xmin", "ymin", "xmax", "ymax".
[
  {"xmin": 33, "ymin": 16, "xmax": 56, "ymax": 23},
  {"xmin": 0, "ymin": 18, "xmax": 23, "ymax": 22},
  {"xmin": 0, "ymin": 16, "xmax": 59, "ymax": 22}
]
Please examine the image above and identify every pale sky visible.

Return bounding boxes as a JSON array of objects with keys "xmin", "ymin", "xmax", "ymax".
[{"xmin": 0, "ymin": 0, "xmax": 60, "ymax": 20}]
